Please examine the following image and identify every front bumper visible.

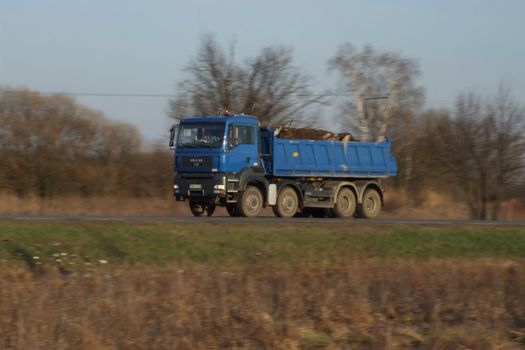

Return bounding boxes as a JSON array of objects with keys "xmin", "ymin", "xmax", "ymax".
[{"xmin": 174, "ymin": 173, "xmax": 240, "ymax": 203}]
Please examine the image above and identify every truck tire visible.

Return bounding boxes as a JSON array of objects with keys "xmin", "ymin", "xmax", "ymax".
[
  {"xmin": 272, "ymin": 186, "xmax": 299, "ymax": 218},
  {"xmin": 357, "ymin": 188, "xmax": 381, "ymax": 218},
  {"xmin": 237, "ymin": 185, "xmax": 263, "ymax": 217},
  {"xmin": 226, "ymin": 204, "xmax": 240, "ymax": 217},
  {"xmin": 333, "ymin": 187, "xmax": 356, "ymax": 218},
  {"xmin": 189, "ymin": 201, "xmax": 215, "ymax": 217}
]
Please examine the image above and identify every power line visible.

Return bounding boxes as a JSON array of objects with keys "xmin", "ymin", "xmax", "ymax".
[
  {"xmin": 36, "ymin": 91, "xmax": 389, "ymax": 100},
  {"xmin": 41, "ymin": 92, "xmax": 175, "ymax": 98},
  {"xmin": 37, "ymin": 90, "xmax": 457, "ymax": 107},
  {"xmin": 362, "ymin": 96, "xmax": 389, "ymax": 100}
]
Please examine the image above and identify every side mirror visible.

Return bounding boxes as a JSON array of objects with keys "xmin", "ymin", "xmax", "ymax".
[{"xmin": 169, "ymin": 124, "xmax": 179, "ymax": 150}]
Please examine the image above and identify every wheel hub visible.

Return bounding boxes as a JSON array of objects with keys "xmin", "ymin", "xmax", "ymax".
[
  {"xmin": 248, "ymin": 195, "xmax": 259, "ymax": 210},
  {"xmin": 365, "ymin": 198, "xmax": 375, "ymax": 211},
  {"xmin": 340, "ymin": 196, "xmax": 349, "ymax": 210},
  {"xmin": 283, "ymin": 196, "xmax": 294, "ymax": 211}
]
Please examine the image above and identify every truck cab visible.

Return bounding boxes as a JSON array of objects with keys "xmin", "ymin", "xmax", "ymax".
[{"xmin": 170, "ymin": 115, "xmax": 268, "ymax": 217}]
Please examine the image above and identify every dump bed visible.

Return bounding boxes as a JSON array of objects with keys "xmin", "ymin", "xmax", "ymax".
[{"xmin": 261, "ymin": 129, "xmax": 397, "ymax": 178}]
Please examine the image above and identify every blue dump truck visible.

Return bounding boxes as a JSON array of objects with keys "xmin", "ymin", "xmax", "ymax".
[{"xmin": 169, "ymin": 114, "xmax": 397, "ymax": 218}]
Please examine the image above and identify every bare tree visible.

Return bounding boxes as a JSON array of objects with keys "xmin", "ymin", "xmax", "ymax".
[
  {"xmin": 170, "ymin": 35, "xmax": 243, "ymax": 120},
  {"xmin": 427, "ymin": 88, "xmax": 525, "ymax": 220},
  {"xmin": 486, "ymin": 86, "xmax": 525, "ymax": 219},
  {"xmin": 240, "ymin": 46, "xmax": 323, "ymax": 125},
  {"xmin": 329, "ymin": 44, "xmax": 424, "ymax": 196},
  {"xmin": 329, "ymin": 44, "xmax": 423, "ymax": 142},
  {"xmin": 169, "ymin": 35, "xmax": 322, "ymax": 125},
  {"xmin": 0, "ymin": 88, "xmax": 148, "ymax": 197}
]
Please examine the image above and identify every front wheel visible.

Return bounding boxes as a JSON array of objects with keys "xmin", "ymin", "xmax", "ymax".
[
  {"xmin": 189, "ymin": 201, "xmax": 216, "ymax": 217},
  {"xmin": 357, "ymin": 188, "xmax": 382, "ymax": 218},
  {"xmin": 237, "ymin": 186, "xmax": 263, "ymax": 217}
]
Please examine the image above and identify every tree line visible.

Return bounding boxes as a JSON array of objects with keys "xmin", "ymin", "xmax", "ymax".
[
  {"xmin": 1, "ymin": 36, "xmax": 523, "ymax": 219},
  {"xmin": 0, "ymin": 89, "xmax": 171, "ymax": 198}
]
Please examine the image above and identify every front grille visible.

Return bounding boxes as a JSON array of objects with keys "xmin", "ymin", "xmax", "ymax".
[{"xmin": 181, "ymin": 156, "xmax": 213, "ymax": 168}]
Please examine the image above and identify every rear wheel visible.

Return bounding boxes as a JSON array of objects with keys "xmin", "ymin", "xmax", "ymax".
[
  {"xmin": 189, "ymin": 201, "xmax": 216, "ymax": 217},
  {"xmin": 237, "ymin": 186, "xmax": 263, "ymax": 217},
  {"xmin": 333, "ymin": 188, "xmax": 356, "ymax": 218},
  {"xmin": 273, "ymin": 186, "xmax": 299, "ymax": 218},
  {"xmin": 357, "ymin": 188, "xmax": 381, "ymax": 218}
]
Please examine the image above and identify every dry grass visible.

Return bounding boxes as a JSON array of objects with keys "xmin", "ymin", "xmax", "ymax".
[
  {"xmin": 2, "ymin": 191, "xmax": 524, "ymax": 219},
  {"xmin": 0, "ymin": 194, "xmax": 252, "ymax": 217},
  {"xmin": 0, "ymin": 194, "xmax": 190, "ymax": 216},
  {"xmin": 384, "ymin": 188, "xmax": 525, "ymax": 221},
  {"xmin": 382, "ymin": 189, "xmax": 468, "ymax": 219},
  {"xmin": 2, "ymin": 261, "xmax": 525, "ymax": 349}
]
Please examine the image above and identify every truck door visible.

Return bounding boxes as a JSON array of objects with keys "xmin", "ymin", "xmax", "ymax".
[{"xmin": 225, "ymin": 124, "xmax": 258, "ymax": 173}]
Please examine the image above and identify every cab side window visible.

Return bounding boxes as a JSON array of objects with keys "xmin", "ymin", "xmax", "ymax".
[{"xmin": 230, "ymin": 125, "xmax": 254, "ymax": 147}]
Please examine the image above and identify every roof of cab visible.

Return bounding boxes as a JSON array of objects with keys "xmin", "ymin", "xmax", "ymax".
[{"xmin": 180, "ymin": 115, "xmax": 259, "ymax": 124}]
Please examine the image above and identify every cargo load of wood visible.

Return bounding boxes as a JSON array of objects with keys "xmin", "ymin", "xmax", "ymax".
[{"xmin": 274, "ymin": 127, "xmax": 356, "ymax": 142}]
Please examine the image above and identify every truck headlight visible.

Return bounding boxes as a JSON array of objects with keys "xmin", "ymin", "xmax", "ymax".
[
  {"xmin": 173, "ymin": 184, "xmax": 179, "ymax": 192},
  {"xmin": 214, "ymin": 184, "xmax": 225, "ymax": 196}
]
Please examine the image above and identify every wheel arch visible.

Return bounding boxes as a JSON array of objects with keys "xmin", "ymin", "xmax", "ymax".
[
  {"xmin": 324, "ymin": 181, "xmax": 359, "ymax": 204},
  {"xmin": 354, "ymin": 181, "xmax": 384, "ymax": 206},
  {"xmin": 274, "ymin": 180, "xmax": 303, "ymax": 207},
  {"xmin": 238, "ymin": 167, "xmax": 269, "ymax": 205}
]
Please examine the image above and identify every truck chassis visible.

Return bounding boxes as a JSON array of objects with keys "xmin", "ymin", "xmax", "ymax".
[{"xmin": 174, "ymin": 172, "xmax": 384, "ymax": 218}]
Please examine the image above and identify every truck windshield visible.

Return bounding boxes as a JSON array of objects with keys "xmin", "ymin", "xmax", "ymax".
[{"xmin": 177, "ymin": 122, "xmax": 225, "ymax": 148}]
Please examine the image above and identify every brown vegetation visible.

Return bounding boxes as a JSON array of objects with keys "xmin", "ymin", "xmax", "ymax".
[
  {"xmin": 0, "ymin": 89, "xmax": 172, "ymax": 199},
  {"xmin": 2, "ymin": 187, "xmax": 525, "ymax": 220},
  {"xmin": 0, "ymin": 194, "xmax": 186, "ymax": 216},
  {"xmin": 1, "ymin": 261, "xmax": 525, "ymax": 349},
  {"xmin": 0, "ymin": 189, "xmax": 472, "ymax": 218},
  {"xmin": 422, "ymin": 90, "xmax": 525, "ymax": 220}
]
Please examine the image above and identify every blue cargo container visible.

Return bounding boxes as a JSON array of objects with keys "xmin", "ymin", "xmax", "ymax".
[
  {"xmin": 171, "ymin": 115, "xmax": 397, "ymax": 219},
  {"xmin": 265, "ymin": 132, "xmax": 397, "ymax": 178}
]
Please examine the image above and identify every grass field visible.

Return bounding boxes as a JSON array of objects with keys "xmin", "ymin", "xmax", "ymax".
[
  {"xmin": 1, "ymin": 220, "xmax": 525, "ymax": 349},
  {"xmin": 2, "ymin": 221, "xmax": 525, "ymax": 269}
]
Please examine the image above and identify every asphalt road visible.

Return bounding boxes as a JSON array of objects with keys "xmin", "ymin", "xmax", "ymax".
[{"xmin": 1, "ymin": 214, "xmax": 524, "ymax": 226}]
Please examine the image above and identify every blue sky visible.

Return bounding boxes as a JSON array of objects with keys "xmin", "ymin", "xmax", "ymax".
[{"xmin": 1, "ymin": 0, "xmax": 524, "ymax": 142}]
